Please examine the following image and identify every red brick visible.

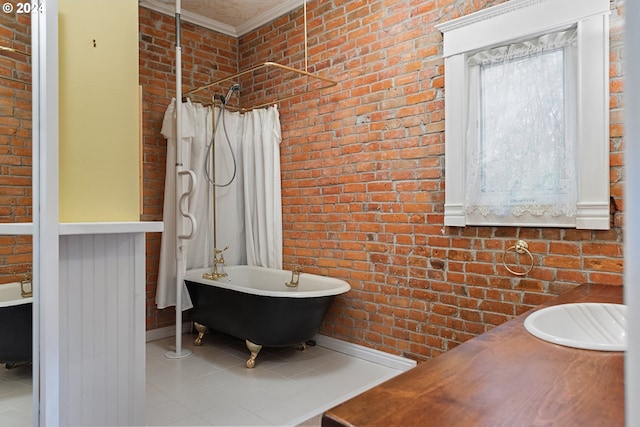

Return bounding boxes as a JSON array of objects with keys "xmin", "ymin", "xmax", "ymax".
[{"xmin": 131, "ymin": 2, "xmax": 627, "ymax": 352}]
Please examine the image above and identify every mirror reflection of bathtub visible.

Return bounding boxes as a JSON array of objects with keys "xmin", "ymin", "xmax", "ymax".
[
  {"xmin": 0, "ymin": 279, "xmax": 33, "ymax": 426},
  {"xmin": 0, "ymin": 282, "xmax": 33, "ymax": 368}
]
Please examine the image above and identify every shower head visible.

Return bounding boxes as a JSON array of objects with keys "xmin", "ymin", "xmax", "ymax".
[{"xmin": 223, "ymin": 83, "xmax": 241, "ymax": 105}]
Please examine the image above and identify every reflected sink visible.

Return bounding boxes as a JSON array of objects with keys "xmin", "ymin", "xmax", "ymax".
[{"xmin": 524, "ymin": 303, "xmax": 627, "ymax": 351}]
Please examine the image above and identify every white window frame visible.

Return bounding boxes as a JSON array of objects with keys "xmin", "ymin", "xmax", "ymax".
[{"xmin": 437, "ymin": 0, "xmax": 610, "ymax": 229}]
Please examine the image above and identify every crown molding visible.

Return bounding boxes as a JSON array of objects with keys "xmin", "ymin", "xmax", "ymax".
[
  {"xmin": 139, "ymin": 0, "xmax": 305, "ymax": 38},
  {"xmin": 139, "ymin": 0, "xmax": 236, "ymax": 36},
  {"xmin": 235, "ymin": 0, "xmax": 305, "ymax": 36}
]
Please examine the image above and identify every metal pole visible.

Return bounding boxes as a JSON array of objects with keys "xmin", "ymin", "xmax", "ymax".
[
  {"xmin": 212, "ymin": 107, "xmax": 217, "ymax": 251},
  {"xmin": 166, "ymin": 0, "xmax": 192, "ymax": 359}
]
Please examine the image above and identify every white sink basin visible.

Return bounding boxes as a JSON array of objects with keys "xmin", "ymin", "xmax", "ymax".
[{"xmin": 524, "ymin": 303, "xmax": 627, "ymax": 351}]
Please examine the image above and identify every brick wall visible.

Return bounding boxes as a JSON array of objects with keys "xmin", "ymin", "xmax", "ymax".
[
  {"xmin": 0, "ymin": 0, "xmax": 623, "ymax": 360},
  {"xmin": 139, "ymin": 7, "xmax": 238, "ymax": 330},
  {"xmin": 235, "ymin": 0, "xmax": 626, "ymax": 360},
  {"xmin": 0, "ymin": 1, "xmax": 620, "ymax": 359},
  {"xmin": 140, "ymin": 0, "xmax": 625, "ymax": 361},
  {"xmin": 0, "ymin": 13, "xmax": 32, "ymax": 284}
]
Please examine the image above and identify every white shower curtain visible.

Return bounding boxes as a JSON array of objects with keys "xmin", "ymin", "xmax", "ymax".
[
  {"xmin": 156, "ymin": 99, "xmax": 195, "ymax": 310},
  {"xmin": 242, "ymin": 108, "xmax": 283, "ymax": 268},
  {"xmin": 156, "ymin": 99, "xmax": 282, "ymax": 310}
]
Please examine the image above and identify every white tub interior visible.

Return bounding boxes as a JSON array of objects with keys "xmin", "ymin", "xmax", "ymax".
[
  {"xmin": 185, "ymin": 265, "xmax": 350, "ymax": 298},
  {"xmin": 0, "ymin": 282, "xmax": 33, "ymax": 307}
]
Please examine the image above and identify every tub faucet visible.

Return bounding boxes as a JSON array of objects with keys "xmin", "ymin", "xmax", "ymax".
[
  {"xmin": 285, "ymin": 265, "xmax": 301, "ymax": 288},
  {"xmin": 17, "ymin": 268, "xmax": 32, "ymax": 298},
  {"xmin": 203, "ymin": 246, "xmax": 228, "ymax": 280}
]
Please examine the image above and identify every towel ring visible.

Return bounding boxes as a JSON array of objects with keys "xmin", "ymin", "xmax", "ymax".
[{"xmin": 502, "ymin": 240, "xmax": 534, "ymax": 276}]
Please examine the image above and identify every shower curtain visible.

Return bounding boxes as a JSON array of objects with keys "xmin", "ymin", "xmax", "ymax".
[{"xmin": 156, "ymin": 99, "xmax": 283, "ymax": 310}]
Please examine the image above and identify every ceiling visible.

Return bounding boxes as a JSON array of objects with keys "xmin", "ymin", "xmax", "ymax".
[{"xmin": 139, "ymin": 0, "xmax": 305, "ymax": 38}]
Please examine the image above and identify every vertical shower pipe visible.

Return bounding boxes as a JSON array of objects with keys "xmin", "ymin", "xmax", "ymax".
[
  {"xmin": 212, "ymin": 109, "xmax": 217, "ymax": 252},
  {"xmin": 304, "ymin": 0, "xmax": 307, "ymax": 72},
  {"xmin": 165, "ymin": 0, "xmax": 193, "ymax": 359}
]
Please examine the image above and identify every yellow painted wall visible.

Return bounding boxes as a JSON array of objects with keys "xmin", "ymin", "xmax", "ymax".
[{"xmin": 59, "ymin": 0, "xmax": 140, "ymax": 222}]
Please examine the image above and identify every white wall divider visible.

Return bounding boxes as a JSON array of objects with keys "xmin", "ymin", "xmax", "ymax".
[{"xmin": 58, "ymin": 228, "xmax": 157, "ymax": 426}]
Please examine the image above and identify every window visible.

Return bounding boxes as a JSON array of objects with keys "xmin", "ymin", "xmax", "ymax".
[{"xmin": 437, "ymin": 0, "xmax": 610, "ymax": 229}]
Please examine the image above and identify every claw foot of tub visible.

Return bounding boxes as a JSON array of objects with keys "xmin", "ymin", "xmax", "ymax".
[
  {"xmin": 245, "ymin": 340, "xmax": 262, "ymax": 368},
  {"xmin": 296, "ymin": 342, "xmax": 307, "ymax": 351},
  {"xmin": 194, "ymin": 322, "xmax": 207, "ymax": 346}
]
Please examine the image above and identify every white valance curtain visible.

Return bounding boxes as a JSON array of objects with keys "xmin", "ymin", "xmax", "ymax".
[
  {"xmin": 464, "ymin": 29, "xmax": 578, "ymax": 221},
  {"xmin": 156, "ymin": 100, "xmax": 282, "ymax": 310}
]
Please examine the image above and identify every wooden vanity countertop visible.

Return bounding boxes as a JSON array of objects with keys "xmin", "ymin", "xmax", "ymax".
[{"xmin": 322, "ymin": 284, "xmax": 624, "ymax": 427}]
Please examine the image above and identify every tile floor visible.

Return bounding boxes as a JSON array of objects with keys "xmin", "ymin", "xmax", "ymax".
[
  {"xmin": 0, "ymin": 362, "xmax": 32, "ymax": 426},
  {"xmin": 0, "ymin": 332, "xmax": 406, "ymax": 426},
  {"xmin": 146, "ymin": 332, "xmax": 405, "ymax": 426}
]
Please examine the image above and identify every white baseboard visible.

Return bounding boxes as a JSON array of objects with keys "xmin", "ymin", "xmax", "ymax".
[
  {"xmin": 312, "ymin": 334, "xmax": 417, "ymax": 371},
  {"xmin": 146, "ymin": 322, "xmax": 192, "ymax": 342},
  {"xmin": 146, "ymin": 326, "xmax": 417, "ymax": 372}
]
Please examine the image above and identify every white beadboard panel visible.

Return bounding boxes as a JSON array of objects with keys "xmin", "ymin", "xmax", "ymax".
[{"xmin": 59, "ymin": 233, "xmax": 146, "ymax": 426}]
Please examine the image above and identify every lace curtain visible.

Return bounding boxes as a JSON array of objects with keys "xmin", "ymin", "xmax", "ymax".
[{"xmin": 464, "ymin": 29, "xmax": 578, "ymax": 221}]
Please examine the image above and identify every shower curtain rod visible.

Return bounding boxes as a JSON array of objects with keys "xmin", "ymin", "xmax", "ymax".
[
  {"xmin": 0, "ymin": 75, "xmax": 31, "ymax": 85},
  {"xmin": 0, "ymin": 46, "xmax": 32, "ymax": 85},
  {"xmin": 184, "ymin": 61, "xmax": 337, "ymax": 112},
  {"xmin": 0, "ymin": 45, "xmax": 30, "ymax": 56},
  {"xmin": 185, "ymin": 1, "xmax": 336, "ymax": 112}
]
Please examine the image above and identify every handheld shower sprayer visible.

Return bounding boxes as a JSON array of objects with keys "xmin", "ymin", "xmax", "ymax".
[
  {"xmin": 219, "ymin": 83, "xmax": 241, "ymax": 105},
  {"xmin": 206, "ymin": 82, "xmax": 240, "ymax": 188}
]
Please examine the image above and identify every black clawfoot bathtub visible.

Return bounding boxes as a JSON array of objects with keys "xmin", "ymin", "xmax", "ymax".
[
  {"xmin": 0, "ymin": 282, "xmax": 33, "ymax": 367},
  {"xmin": 184, "ymin": 266, "xmax": 350, "ymax": 368}
]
